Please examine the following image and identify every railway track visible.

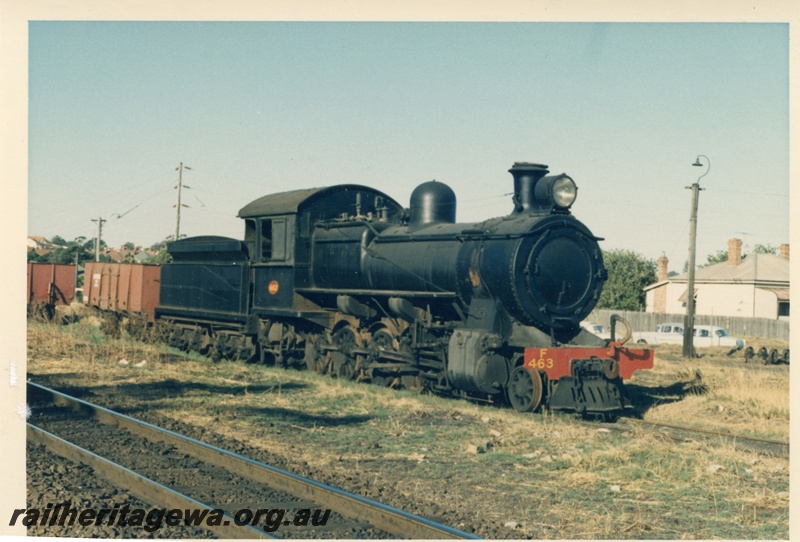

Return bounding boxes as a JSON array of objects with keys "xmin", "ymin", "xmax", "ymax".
[
  {"xmin": 27, "ymin": 381, "xmax": 479, "ymax": 539},
  {"xmin": 583, "ymin": 417, "xmax": 789, "ymax": 458}
]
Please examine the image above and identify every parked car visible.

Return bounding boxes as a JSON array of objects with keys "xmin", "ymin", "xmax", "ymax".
[
  {"xmin": 580, "ymin": 321, "xmax": 611, "ymax": 340},
  {"xmin": 632, "ymin": 322, "xmax": 745, "ymax": 349}
]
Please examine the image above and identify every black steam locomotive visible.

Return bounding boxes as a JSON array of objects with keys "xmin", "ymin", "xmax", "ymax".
[{"xmin": 155, "ymin": 163, "xmax": 653, "ymax": 415}]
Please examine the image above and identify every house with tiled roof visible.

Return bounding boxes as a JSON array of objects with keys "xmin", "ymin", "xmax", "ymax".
[
  {"xmin": 27, "ymin": 236, "xmax": 48, "ymax": 250},
  {"xmin": 645, "ymin": 238, "xmax": 790, "ymax": 320}
]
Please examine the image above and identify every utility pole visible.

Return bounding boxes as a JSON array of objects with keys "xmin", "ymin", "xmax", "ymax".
[
  {"xmin": 91, "ymin": 217, "xmax": 106, "ymax": 262},
  {"xmin": 682, "ymin": 155, "xmax": 710, "ymax": 358},
  {"xmin": 174, "ymin": 162, "xmax": 191, "ymax": 241}
]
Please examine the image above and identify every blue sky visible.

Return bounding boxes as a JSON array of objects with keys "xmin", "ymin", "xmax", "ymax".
[{"xmin": 27, "ymin": 21, "xmax": 789, "ymax": 271}]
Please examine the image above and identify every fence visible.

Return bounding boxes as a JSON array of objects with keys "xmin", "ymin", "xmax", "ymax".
[{"xmin": 587, "ymin": 309, "xmax": 790, "ymax": 342}]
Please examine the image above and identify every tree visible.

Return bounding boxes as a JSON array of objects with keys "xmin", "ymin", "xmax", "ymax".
[
  {"xmin": 148, "ymin": 237, "xmax": 172, "ymax": 252},
  {"xmin": 82, "ymin": 238, "xmax": 107, "ymax": 252},
  {"xmin": 26, "ymin": 236, "xmax": 111, "ymax": 265},
  {"xmin": 701, "ymin": 250, "xmax": 728, "ymax": 268},
  {"xmin": 49, "ymin": 235, "xmax": 67, "ymax": 247},
  {"xmin": 701, "ymin": 243, "xmax": 778, "ymax": 268},
  {"xmin": 596, "ymin": 249, "xmax": 657, "ymax": 311},
  {"xmin": 752, "ymin": 243, "xmax": 778, "ymax": 255},
  {"xmin": 141, "ymin": 250, "xmax": 172, "ymax": 264}
]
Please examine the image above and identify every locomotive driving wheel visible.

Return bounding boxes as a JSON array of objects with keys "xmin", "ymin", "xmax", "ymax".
[
  {"xmin": 303, "ymin": 334, "xmax": 325, "ymax": 373},
  {"xmin": 369, "ymin": 328, "xmax": 397, "ymax": 387},
  {"xmin": 506, "ymin": 366, "xmax": 544, "ymax": 412},
  {"xmin": 332, "ymin": 326, "xmax": 363, "ymax": 380}
]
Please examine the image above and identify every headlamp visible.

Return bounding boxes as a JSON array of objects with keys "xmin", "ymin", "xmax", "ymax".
[
  {"xmin": 552, "ymin": 176, "xmax": 577, "ymax": 208},
  {"xmin": 534, "ymin": 174, "xmax": 578, "ymax": 210}
]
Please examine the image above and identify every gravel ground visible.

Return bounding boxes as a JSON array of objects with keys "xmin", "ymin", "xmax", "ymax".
[
  {"xmin": 25, "ymin": 378, "xmax": 507, "ymax": 538},
  {"xmin": 26, "ymin": 441, "xmax": 214, "ymax": 539},
  {"xmin": 28, "ymin": 403, "xmax": 395, "ymax": 539}
]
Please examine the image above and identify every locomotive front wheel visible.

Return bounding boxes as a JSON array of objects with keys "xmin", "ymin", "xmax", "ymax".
[
  {"xmin": 371, "ymin": 329, "xmax": 399, "ymax": 352},
  {"xmin": 506, "ymin": 367, "xmax": 543, "ymax": 412}
]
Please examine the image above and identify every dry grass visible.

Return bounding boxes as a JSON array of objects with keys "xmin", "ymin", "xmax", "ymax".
[
  {"xmin": 630, "ymin": 342, "xmax": 789, "ymax": 440},
  {"xmin": 26, "ymin": 318, "xmax": 790, "ymax": 539}
]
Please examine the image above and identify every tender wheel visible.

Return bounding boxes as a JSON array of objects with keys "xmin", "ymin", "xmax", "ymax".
[
  {"xmin": 506, "ymin": 366, "xmax": 543, "ymax": 412},
  {"xmin": 400, "ymin": 374, "xmax": 422, "ymax": 392},
  {"xmin": 369, "ymin": 370, "xmax": 391, "ymax": 387}
]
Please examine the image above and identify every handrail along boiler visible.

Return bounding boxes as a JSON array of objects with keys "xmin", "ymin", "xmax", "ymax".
[{"xmin": 155, "ymin": 162, "xmax": 653, "ymax": 415}]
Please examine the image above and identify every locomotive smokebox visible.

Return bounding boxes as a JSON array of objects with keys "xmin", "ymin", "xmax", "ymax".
[
  {"xmin": 408, "ymin": 180, "xmax": 457, "ymax": 230},
  {"xmin": 510, "ymin": 162, "xmax": 549, "ymax": 213}
]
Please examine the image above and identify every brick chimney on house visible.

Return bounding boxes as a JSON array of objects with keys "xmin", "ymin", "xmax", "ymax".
[
  {"xmin": 653, "ymin": 253, "xmax": 669, "ymax": 314},
  {"xmin": 780, "ymin": 243, "xmax": 790, "ymax": 259},
  {"xmin": 727, "ymin": 238, "xmax": 742, "ymax": 266},
  {"xmin": 657, "ymin": 254, "xmax": 669, "ymax": 282}
]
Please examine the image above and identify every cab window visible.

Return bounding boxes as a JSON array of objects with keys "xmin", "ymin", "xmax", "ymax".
[
  {"xmin": 260, "ymin": 218, "xmax": 287, "ymax": 261},
  {"xmin": 260, "ymin": 220, "xmax": 272, "ymax": 259},
  {"xmin": 244, "ymin": 219, "xmax": 256, "ymax": 259}
]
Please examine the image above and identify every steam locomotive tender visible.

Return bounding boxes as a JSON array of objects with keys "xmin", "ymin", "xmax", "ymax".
[{"xmin": 155, "ymin": 163, "xmax": 653, "ymax": 415}]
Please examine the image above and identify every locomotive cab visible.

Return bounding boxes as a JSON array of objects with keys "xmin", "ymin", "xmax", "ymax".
[{"xmin": 237, "ymin": 185, "xmax": 405, "ymax": 322}]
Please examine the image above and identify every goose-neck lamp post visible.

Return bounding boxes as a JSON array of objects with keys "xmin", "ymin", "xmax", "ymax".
[{"xmin": 683, "ymin": 155, "xmax": 710, "ymax": 358}]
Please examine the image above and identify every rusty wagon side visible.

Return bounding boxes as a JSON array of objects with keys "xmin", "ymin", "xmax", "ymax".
[
  {"xmin": 83, "ymin": 262, "xmax": 161, "ymax": 322},
  {"xmin": 27, "ymin": 263, "xmax": 76, "ymax": 306}
]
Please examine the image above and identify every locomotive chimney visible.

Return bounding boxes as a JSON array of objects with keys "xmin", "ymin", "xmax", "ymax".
[{"xmin": 509, "ymin": 162, "xmax": 549, "ymax": 214}]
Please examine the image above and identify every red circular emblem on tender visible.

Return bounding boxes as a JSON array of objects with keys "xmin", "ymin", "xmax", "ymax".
[{"xmin": 268, "ymin": 280, "xmax": 279, "ymax": 295}]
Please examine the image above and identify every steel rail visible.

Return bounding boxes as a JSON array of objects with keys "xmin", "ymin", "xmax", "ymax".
[
  {"xmin": 576, "ymin": 415, "xmax": 789, "ymax": 458},
  {"xmin": 28, "ymin": 381, "xmax": 479, "ymax": 539},
  {"xmin": 27, "ymin": 423, "xmax": 273, "ymax": 539},
  {"xmin": 626, "ymin": 418, "xmax": 790, "ymax": 458}
]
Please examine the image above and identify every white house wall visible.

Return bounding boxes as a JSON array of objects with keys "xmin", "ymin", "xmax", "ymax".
[
  {"xmin": 753, "ymin": 288, "xmax": 780, "ymax": 319},
  {"xmin": 651, "ymin": 282, "xmax": 778, "ymax": 319},
  {"xmin": 694, "ymin": 283, "xmax": 756, "ymax": 317}
]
